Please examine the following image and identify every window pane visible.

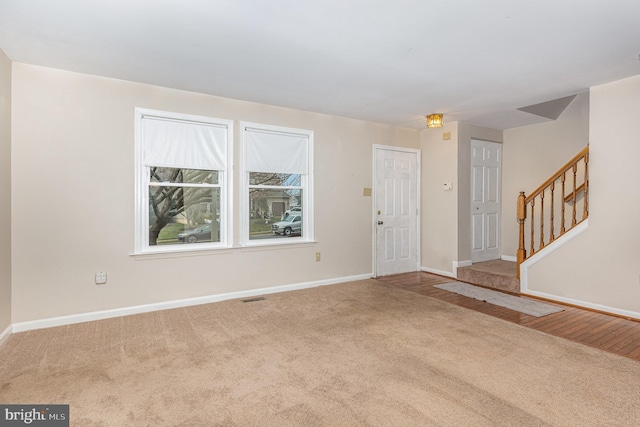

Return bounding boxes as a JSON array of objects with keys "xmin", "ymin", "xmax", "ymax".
[
  {"xmin": 149, "ymin": 186, "xmax": 221, "ymax": 245},
  {"xmin": 249, "ymin": 188, "xmax": 302, "ymax": 240},
  {"xmin": 150, "ymin": 167, "xmax": 219, "ymax": 185},
  {"xmin": 249, "ymin": 172, "xmax": 300, "ymax": 187}
]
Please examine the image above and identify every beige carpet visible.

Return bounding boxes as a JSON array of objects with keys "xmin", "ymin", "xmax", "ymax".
[{"xmin": 1, "ymin": 279, "xmax": 639, "ymax": 426}]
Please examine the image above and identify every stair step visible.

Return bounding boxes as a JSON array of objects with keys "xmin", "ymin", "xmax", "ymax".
[{"xmin": 457, "ymin": 260, "xmax": 520, "ymax": 293}]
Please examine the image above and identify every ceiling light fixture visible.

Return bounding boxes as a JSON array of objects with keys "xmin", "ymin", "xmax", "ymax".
[{"xmin": 426, "ymin": 113, "xmax": 443, "ymax": 128}]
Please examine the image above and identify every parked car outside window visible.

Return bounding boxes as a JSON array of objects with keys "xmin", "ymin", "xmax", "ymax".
[
  {"xmin": 178, "ymin": 223, "xmax": 212, "ymax": 243},
  {"xmin": 271, "ymin": 215, "xmax": 302, "ymax": 236},
  {"xmin": 283, "ymin": 206, "xmax": 302, "ymax": 218}
]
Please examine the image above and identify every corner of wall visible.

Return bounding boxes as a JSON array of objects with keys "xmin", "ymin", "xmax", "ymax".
[
  {"xmin": 420, "ymin": 121, "xmax": 504, "ymax": 274},
  {"xmin": 0, "ymin": 48, "xmax": 12, "ymax": 337},
  {"xmin": 420, "ymin": 122, "xmax": 460, "ymax": 275}
]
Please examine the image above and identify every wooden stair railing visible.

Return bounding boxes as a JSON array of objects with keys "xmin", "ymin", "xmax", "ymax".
[{"xmin": 517, "ymin": 145, "xmax": 589, "ymax": 278}]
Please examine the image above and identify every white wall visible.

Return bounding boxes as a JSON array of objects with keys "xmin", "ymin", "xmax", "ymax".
[
  {"xmin": 11, "ymin": 63, "xmax": 419, "ymax": 323},
  {"xmin": 421, "ymin": 123, "xmax": 459, "ymax": 275},
  {"xmin": 525, "ymin": 75, "xmax": 640, "ymax": 315},
  {"xmin": 502, "ymin": 92, "xmax": 589, "ymax": 256},
  {"xmin": 420, "ymin": 122, "xmax": 502, "ymax": 275},
  {"xmin": 0, "ymin": 50, "xmax": 10, "ymax": 333}
]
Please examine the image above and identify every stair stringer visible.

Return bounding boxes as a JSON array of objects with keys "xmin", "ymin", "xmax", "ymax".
[{"xmin": 519, "ymin": 219, "xmax": 588, "ymax": 293}]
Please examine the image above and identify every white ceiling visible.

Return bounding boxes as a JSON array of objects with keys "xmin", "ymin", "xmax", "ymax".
[{"xmin": 1, "ymin": 0, "xmax": 639, "ymax": 130}]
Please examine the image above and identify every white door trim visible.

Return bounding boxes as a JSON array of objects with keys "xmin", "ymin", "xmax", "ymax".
[{"xmin": 372, "ymin": 145, "xmax": 421, "ymax": 277}]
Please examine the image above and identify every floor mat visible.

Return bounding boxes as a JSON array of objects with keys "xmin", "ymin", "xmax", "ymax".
[{"xmin": 434, "ymin": 281, "xmax": 564, "ymax": 317}]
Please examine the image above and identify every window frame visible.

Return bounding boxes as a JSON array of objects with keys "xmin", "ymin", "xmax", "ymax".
[
  {"xmin": 134, "ymin": 108, "xmax": 233, "ymax": 254},
  {"xmin": 240, "ymin": 122, "xmax": 314, "ymax": 246}
]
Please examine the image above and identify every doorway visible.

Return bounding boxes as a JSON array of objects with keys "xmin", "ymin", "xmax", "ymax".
[
  {"xmin": 470, "ymin": 139, "xmax": 502, "ymax": 262},
  {"xmin": 373, "ymin": 146, "xmax": 420, "ymax": 277}
]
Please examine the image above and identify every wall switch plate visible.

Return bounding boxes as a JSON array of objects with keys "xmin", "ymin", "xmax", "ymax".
[
  {"xmin": 315, "ymin": 252, "xmax": 321, "ymax": 262},
  {"xmin": 362, "ymin": 187, "xmax": 372, "ymax": 196},
  {"xmin": 95, "ymin": 272, "xmax": 107, "ymax": 284},
  {"xmin": 443, "ymin": 132, "xmax": 451, "ymax": 140}
]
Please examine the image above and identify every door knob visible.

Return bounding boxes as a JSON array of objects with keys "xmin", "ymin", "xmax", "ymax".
[{"xmin": 377, "ymin": 221, "xmax": 384, "ymax": 225}]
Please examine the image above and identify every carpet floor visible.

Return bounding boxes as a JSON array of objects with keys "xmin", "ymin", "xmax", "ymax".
[{"xmin": 1, "ymin": 279, "xmax": 639, "ymax": 426}]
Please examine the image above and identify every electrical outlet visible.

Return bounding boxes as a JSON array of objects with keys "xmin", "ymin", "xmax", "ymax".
[
  {"xmin": 95, "ymin": 272, "xmax": 107, "ymax": 285},
  {"xmin": 315, "ymin": 252, "xmax": 321, "ymax": 262}
]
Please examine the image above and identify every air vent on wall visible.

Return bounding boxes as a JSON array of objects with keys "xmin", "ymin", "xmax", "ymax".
[{"xmin": 242, "ymin": 297, "xmax": 266, "ymax": 303}]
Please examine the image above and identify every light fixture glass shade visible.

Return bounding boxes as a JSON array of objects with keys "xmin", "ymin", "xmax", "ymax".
[{"xmin": 426, "ymin": 113, "xmax": 443, "ymax": 128}]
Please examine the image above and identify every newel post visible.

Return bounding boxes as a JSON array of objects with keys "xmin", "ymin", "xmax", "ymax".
[{"xmin": 516, "ymin": 191, "xmax": 526, "ymax": 279}]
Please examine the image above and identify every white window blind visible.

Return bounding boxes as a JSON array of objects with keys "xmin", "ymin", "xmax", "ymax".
[
  {"xmin": 245, "ymin": 128, "xmax": 309, "ymax": 174},
  {"xmin": 142, "ymin": 116, "xmax": 227, "ymax": 170}
]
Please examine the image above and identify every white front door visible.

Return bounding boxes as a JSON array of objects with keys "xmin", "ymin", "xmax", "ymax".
[
  {"xmin": 374, "ymin": 146, "xmax": 419, "ymax": 277},
  {"xmin": 471, "ymin": 139, "xmax": 502, "ymax": 262}
]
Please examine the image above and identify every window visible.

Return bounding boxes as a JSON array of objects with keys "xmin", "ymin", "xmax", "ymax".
[
  {"xmin": 135, "ymin": 109, "xmax": 232, "ymax": 254},
  {"xmin": 241, "ymin": 123, "xmax": 313, "ymax": 244}
]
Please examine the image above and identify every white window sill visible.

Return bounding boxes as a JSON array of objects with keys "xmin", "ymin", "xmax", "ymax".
[
  {"xmin": 131, "ymin": 240, "xmax": 317, "ymax": 260},
  {"xmin": 131, "ymin": 245, "xmax": 234, "ymax": 260},
  {"xmin": 236, "ymin": 240, "xmax": 318, "ymax": 252}
]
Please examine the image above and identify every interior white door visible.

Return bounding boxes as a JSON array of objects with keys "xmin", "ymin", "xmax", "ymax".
[
  {"xmin": 471, "ymin": 139, "xmax": 502, "ymax": 262},
  {"xmin": 374, "ymin": 147, "xmax": 419, "ymax": 276}
]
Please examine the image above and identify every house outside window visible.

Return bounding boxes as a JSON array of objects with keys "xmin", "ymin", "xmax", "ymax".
[
  {"xmin": 134, "ymin": 108, "xmax": 232, "ymax": 254},
  {"xmin": 241, "ymin": 123, "xmax": 313, "ymax": 245}
]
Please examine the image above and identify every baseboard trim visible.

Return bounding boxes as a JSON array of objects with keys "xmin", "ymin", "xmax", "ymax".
[
  {"xmin": 0, "ymin": 325, "xmax": 12, "ymax": 347},
  {"xmin": 12, "ymin": 273, "xmax": 373, "ymax": 333},
  {"xmin": 454, "ymin": 260, "xmax": 472, "ymax": 268},
  {"xmin": 522, "ymin": 289, "xmax": 640, "ymax": 321},
  {"xmin": 451, "ymin": 260, "xmax": 471, "ymax": 278},
  {"xmin": 421, "ymin": 266, "xmax": 456, "ymax": 279},
  {"xmin": 501, "ymin": 255, "xmax": 517, "ymax": 262}
]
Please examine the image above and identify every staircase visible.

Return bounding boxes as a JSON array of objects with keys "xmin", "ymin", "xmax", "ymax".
[
  {"xmin": 457, "ymin": 145, "xmax": 589, "ymax": 294},
  {"xmin": 516, "ymin": 145, "xmax": 589, "ymax": 277},
  {"xmin": 457, "ymin": 260, "xmax": 519, "ymax": 293}
]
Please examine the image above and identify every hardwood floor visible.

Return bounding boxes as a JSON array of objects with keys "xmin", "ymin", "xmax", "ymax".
[{"xmin": 375, "ymin": 271, "xmax": 640, "ymax": 362}]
